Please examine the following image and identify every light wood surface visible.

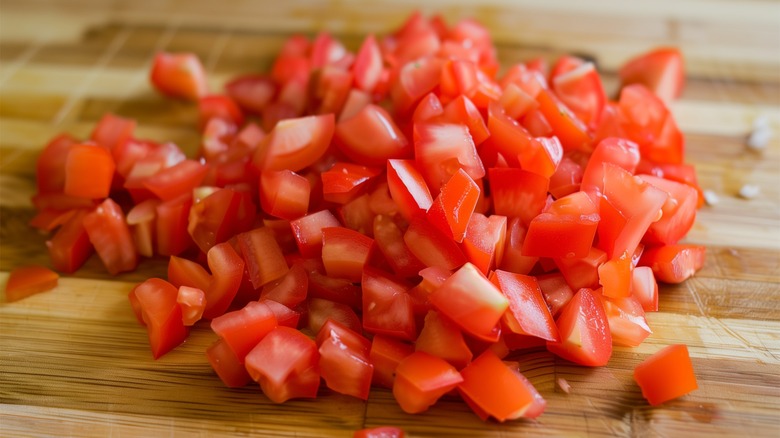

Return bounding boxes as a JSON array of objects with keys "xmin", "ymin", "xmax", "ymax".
[{"xmin": 1, "ymin": 1, "xmax": 779, "ymax": 436}]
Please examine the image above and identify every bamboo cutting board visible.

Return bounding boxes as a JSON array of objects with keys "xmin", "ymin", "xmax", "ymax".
[{"xmin": 1, "ymin": 0, "xmax": 779, "ymax": 436}]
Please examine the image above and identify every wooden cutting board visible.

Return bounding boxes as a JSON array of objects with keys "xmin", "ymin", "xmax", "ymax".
[{"xmin": 1, "ymin": 0, "xmax": 779, "ymax": 436}]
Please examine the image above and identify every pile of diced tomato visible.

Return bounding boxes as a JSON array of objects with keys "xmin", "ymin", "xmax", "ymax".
[{"xmin": 26, "ymin": 12, "xmax": 703, "ymax": 422}]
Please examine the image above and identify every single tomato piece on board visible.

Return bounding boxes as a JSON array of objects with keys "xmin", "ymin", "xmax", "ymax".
[
  {"xmin": 150, "ymin": 52, "xmax": 208, "ymax": 101},
  {"xmin": 4, "ymin": 266, "xmax": 59, "ymax": 302},
  {"xmin": 634, "ymin": 344, "xmax": 698, "ymax": 405}
]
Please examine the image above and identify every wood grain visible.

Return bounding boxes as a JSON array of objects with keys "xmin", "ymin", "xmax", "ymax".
[{"xmin": 1, "ymin": 0, "xmax": 779, "ymax": 437}]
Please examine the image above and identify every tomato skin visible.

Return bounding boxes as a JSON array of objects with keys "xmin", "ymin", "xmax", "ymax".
[
  {"xmin": 551, "ymin": 60, "xmax": 606, "ymax": 128},
  {"xmin": 4, "ymin": 266, "xmax": 59, "ymax": 302},
  {"xmin": 253, "ymin": 114, "xmax": 335, "ymax": 172},
  {"xmin": 90, "ymin": 113, "xmax": 136, "ymax": 151},
  {"xmin": 321, "ymin": 162, "xmax": 382, "ymax": 204},
  {"xmin": 316, "ymin": 319, "xmax": 374, "ymax": 400},
  {"xmin": 490, "ymin": 270, "xmax": 559, "ymax": 342},
  {"xmin": 461, "ymin": 213, "xmax": 507, "ymax": 275},
  {"xmin": 631, "ymin": 266, "xmax": 659, "ymax": 312},
  {"xmin": 353, "ymin": 426, "xmax": 405, "ymax": 438},
  {"xmin": 413, "ymin": 122, "xmax": 484, "ymax": 193},
  {"xmin": 426, "ymin": 169, "xmax": 480, "ymax": 243},
  {"xmin": 290, "ymin": 210, "xmax": 342, "ymax": 258},
  {"xmin": 202, "ymin": 242, "xmax": 245, "ymax": 319},
  {"xmin": 156, "ymin": 193, "xmax": 194, "ymax": 256},
  {"xmin": 245, "ymin": 326, "xmax": 321, "ymax": 403},
  {"xmin": 361, "ymin": 267, "xmax": 417, "ymax": 341},
  {"xmin": 130, "ymin": 278, "xmax": 189, "ymax": 359},
  {"xmin": 176, "ymin": 286, "xmax": 206, "ymax": 326},
  {"xmin": 46, "ymin": 209, "xmax": 94, "ymax": 274},
  {"xmin": 260, "ymin": 263, "xmax": 308, "ymax": 308},
  {"xmin": 83, "ymin": 198, "xmax": 138, "ymax": 275},
  {"xmin": 372, "ymin": 214, "xmax": 426, "ymax": 278},
  {"xmin": 336, "ymin": 104, "xmax": 410, "ymax": 166},
  {"xmin": 64, "ymin": 144, "xmax": 115, "ymax": 199},
  {"xmin": 639, "ymin": 244, "xmax": 705, "ymax": 284},
  {"xmin": 225, "ymin": 74, "xmax": 276, "ymax": 115},
  {"xmin": 458, "ymin": 350, "xmax": 546, "ymax": 421},
  {"xmin": 404, "ymin": 217, "xmax": 467, "ymax": 271},
  {"xmin": 392, "ymin": 351, "xmax": 464, "ymax": 414},
  {"xmin": 143, "ymin": 159, "xmax": 208, "ymax": 202},
  {"xmin": 188, "ymin": 188, "xmax": 255, "ymax": 254},
  {"xmin": 150, "ymin": 52, "xmax": 208, "ymax": 101},
  {"xmin": 211, "ymin": 301, "xmax": 278, "ymax": 362},
  {"xmin": 429, "ymin": 263, "xmax": 509, "ymax": 339},
  {"xmin": 535, "ymin": 89, "xmax": 592, "ymax": 152},
  {"xmin": 522, "ymin": 191, "xmax": 600, "ymax": 259},
  {"xmin": 546, "ymin": 287, "xmax": 612, "ymax": 367},
  {"xmin": 386, "ymin": 159, "xmax": 433, "ymax": 221},
  {"xmin": 615, "ymin": 84, "xmax": 684, "ymax": 165},
  {"xmin": 634, "ymin": 344, "xmax": 697, "ymax": 405},
  {"xmin": 259, "ymin": 169, "xmax": 311, "ymax": 220},
  {"xmin": 601, "ymin": 294, "xmax": 652, "ymax": 347},
  {"xmin": 206, "ymin": 338, "xmax": 252, "ymax": 388},
  {"xmin": 640, "ymin": 175, "xmax": 698, "ymax": 245}
]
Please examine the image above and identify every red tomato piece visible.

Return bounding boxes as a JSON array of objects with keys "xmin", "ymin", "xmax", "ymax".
[
  {"xmin": 199, "ymin": 95, "xmax": 244, "ymax": 129},
  {"xmin": 156, "ymin": 193, "xmax": 194, "ymax": 256},
  {"xmin": 554, "ymin": 245, "xmax": 607, "ymax": 291},
  {"xmin": 336, "ymin": 104, "xmax": 410, "ymax": 166},
  {"xmin": 4, "ymin": 265, "xmax": 59, "ymax": 302},
  {"xmin": 203, "ymin": 242, "xmax": 245, "ymax": 319},
  {"xmin": 549, "ymin": 153, "xmax": 584, "ymax": 199},
  {"xmin": 415, "ymin": 310, "xmax": 473, "ymax": 369},
  {"xmin": 211, "ymin": 301, "xmax": 278, "ymax": 362},
  {"xmin": 619, "ymin": 47, "xmax": 684, "ymax": 103},
  {"xmin": 150, "ymin": 52, "xmax": 208, "ymax": 101},
  {"xmin": 353, "ymin": 34, "xmax": 383, "ymax": 93},
  {"xmin": 372, "ymin": 215, "xmax": 426, "ymax": 278},
  {"xmin": 601, "ymin": 294, "xmax": 652, "ymax": 347},
  {"xmin": 126, "ymin": 199, "xmax": 160, "ymax": 258},
  {"xmin": 259, "ymin": 169, "xmax": 311, "ymax": 220},
  {"xmin": 536, "ymin": 88, "xmax": 592, "ymax": 152},
  {"xmin": 429, "ymin": 263, "xmax": 509, "ymax": 339},
  {"xmin": 442, "ymin": 95, "xmax": 490, "ymax": 145},
  {"xmin": 522, "ymin": 191, "xmax": 600, "ymax": 259},
  {"xmin": 289, "ymin": 210, "xmax": 341, "ymax": 258},
  {"xmin": 537, "ymin": 273, "xmax": 574, "ymax": 318},
  {"xmin": 177, "ymin": 286, "xmax": 206, "ymax": 326},
  {"xmin": 361, "ymin": 267, "xmax": 417, "ymax": 341},
  {"xmin": 412, "ymin": 92, "xmax": 445, "ymax": 123},
  {"xmin": 580, "ymin": 137, "xmax": 640, "ymax": 199},
  {"xmin": 206, "ymin": 338, "xmax": 252, "ymax": 388},
  {"xmin": 225, "ymin": 74, "xmax": 276, "ymax": 115},
  {"xmin": 617, "ymin": 84, "xmax": 684, "ymax": 164},
  {"xmin": 253, "ymin": 114, "xmax": 335, "ymax": 172},
  {"xmin": 130, "ymin": 278, "xmax": 189, "ymax": 359},
  {"xmin": 499, "ymin": 217, "xmax": 539, "ymax": 275},
  {"xmin": 143, "ymin": 159, "xmax": 208, "ymax": 201},
  {"xmin": 489, "ymin": 167, "xmax": 550, "ymax": 226},
  {"xmin": 244, "ymin": 326, "xmax": 321, "ymax": 403},
  {"xmin": 260, "ymin": 299, "xmax": 301, "ymax": 328},
  {"xmin": 260, "ymin": 263, "xmax": 308, "ymax": 308},
  {"xmin": 631, "ymin": 266, "xmax": 659, "ymax": 312},
  {"xmin": 490, "ymin": 270, "xmax": 559, "ymax": 342},
  {"xmin": 188, "ymin": 187, "xmax": 255, "ymax": 253},
  {"xmin": 316, "ymin": 319, "xmax": 374, "ymax": 400},
  {"xmin": 546, "ymin": 288, "xmax": 612, "ymax": 367},
  {"xmin": 596, "ymin": 165, "xmax": 669, "ymax": 260},
  {"xmin": 498, "ymin": 83, "xmax": 537, "ymax": 120},
  {"xmin": 90, "ymin": 113, "xmax": 136, "ymax": 151},
  {"xmin": 634, "ymin": 344, "xmax": 698, "ymax": 405},
  {"xmin": 640, "ymin": 175, "xmax": 698, "ymax": 245},
  {"xmin": 307, "ymin": 297, "xmax": 362, "ymax": 334},
  {"xmin": 458, "ymin": 350, "xmax": 546, "ymax": 421},
  {"xmin": 35, "ymin": 133, "xmax": 79, "ymax": 195},
  {"xmin": 322, "ymin": 162, "xmax": 382, "ymax": 204},
  {"xmin": 46, "ymin": 209, "xmax": 93, "ymax": 274},
  {"xmin": 426, "ymin": 169, "xmax": 480, "ymax": 243},
  {"xmin": 639, "ymin": 244, "xmax": 705, "ymax": 284},
  {"xmin": 392, "ymin": 351, "xmax": 463, "ymax": 414},
  {"xmin": 83, "ymin": 199, "xmax": 138, "ymax": 275},
  {"xmin": 403, "ymin": 216, "xmax": 467, "ymax": 271},
  {"xmin": 353, "ymin": 426, "xmax": 405, "ymax": 438},
  {"xmin": 29, "ymin": 208, "xmax": 77, "ymax": 233},
  {"xmin": 237, "ymin": 227, "xmax": 289, "ymax": 289},
  {"xmin": 321, "ymin": 227, "xmax": 374, "ymax": 282},
  {"xmin": 598, "ymin": 251, "xmax": 633, "ymax": 298},
  {"xmin": 64, "ymin": 144, "xmax": 115, "ymax": 199},
  {"xmin": 390, "ymin": 56, "xmax": 444, "ymax": 114},
  {"xmin": 386, "ymin": 159, "xmax": 433, "ymax": 221},
  {"xmin": 461, "ymin": 213, "xmax": 507, "ymax": 275},
  {"xmin": 369, "ymin": 335, "xmax": 414, "ymax": 389},
  {"xmin": 551, "ymin": 61, "xmax": 606, "ymax": 128},
  {"xmin": 413, "ymin": 122, "xmax": 484, "ymax": 193}
]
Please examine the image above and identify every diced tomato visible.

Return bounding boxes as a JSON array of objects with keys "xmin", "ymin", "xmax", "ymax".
[
  {"xmin": 640, "ymin": 175, "xmax": 698, "ymax": 245},
  {"xmin": 90, "ymin": 113, "xmax": 136, "ymax": 151},
  {"xmin": 631, "ymin": 266, "xmax": 659, "ymax": 312},
  {"xmin": 522, "ymin": 191, "xmax": 599, "ymax": 259},
  {"xmin": 546, "ymin": 287, "xmax": 612, "ymax": 366},
  {"xmin": 260, "ymin": 263, "xmax": 308, "ymax": 308},
  {"xmin": 461, "ymin": 213, "xmax": 507, "ymax": 275},
  {"xmin": 245, "ymin": 326, "xmax": 321, "ymax": 403},
  {"xmin": 549, "ymin": 153, "xmax": 584, "ymax": 199},
  {"xmin": 429, "ymin": 263, "xmax": 508, "ymax": 339},
  {"xmin": 289, "ymin": 210, "xmax": 341, "ymax": 258},
  {"xmin": 390, "ymin": 56, "xmax": 444, "ymax": 115},
  {"xmin": 321, "ymin": 227, "xmax": 374, "ymax": 282},
  {"xmin": 188, "ymin": 187, "xmax": 255, "ymax": 253},
  {"xmin": 353, "ymin": 34, "xmax": 384, "ymax": 93},
  {"xmin": 415, "ymin": 310, "xmax": 473, "ymax": 369},
  {"xmin": 489, "ymin": 167, "xmax": 550, "ymax": 226},
  {"xmin": 619, "ymin": 47, "xmax": 684, "ymax": 103},
  {"xmin": 426, "ymin": 169, "xmax": 480, "ymax": 243},
  {"xmin": 413, "ymin": 122, "xmax": 484, "ymax": 193},
  {"xmin": 316, "ymin": 319, "xmax": 373, "ymax": 400},
  {"xmin": 225, "ymin": 74, "xmax": 276, "ymax": 115},
  {"xmin": 253, "ymin": 114, "xmax": 335, "ymax": 172},
  {"xmin": 307, "ymin": 297, "xmax": 362, "ymax": 334},
  {"xmin": 150, "ymin": 52, "xmax": 208, "ymax": 101},
  {"xmin": 393, "ymin": 351, "xmax": 463, "ymax": 414},
  {"xmin": 4, "ymin": 265, "xmax": 59, "ymax": 302},
  {"xmin": 199, "ymin": 95, "xmax": 245, "ymax": 129},
  {"xmin": 237, "ymin": 227, "xmax": 289, "ymax": 289},
  {"xmin": 361, "ymin": 267, "xmax": 417, "ymax": 341},
  {"xmin": 260, "ymin": 299, "xmax": 301, "ymax": 328},
  {"xmin": 537, "ymin": 273, "xmax": 574, "ymax": 318},
  {"xmin": 601, "ymin": 294, "xmax": 652, "ymax": 347},
  {"xmin": 442, "ymin": 95, "xmax": 490, "ymax": 145},
  {"xmin": 404, "ymin": 216, "xmax": 467, "ymax": 271},
  {"xmin": 156, "ymin": 193, "xmax": 194, "ymax": 256},
  {"xmin": 177, "ymin": 285, "xmax": 206, "ymax": 326},
  {"xmin": 259, "ymin": 169, "xmax": 311, "ymax": 220},
  {"xmin": 130, "ymin": 278, "xmax": 189, "ymax": 359},
  {"xmin": 202, "ymin": 242, "xmax": 245, "ymax": 319},
  {"xmin": 598, "ymin": 251, "xmax": 633, "ymax": 298},
  {"xmin": 370, "ymin": 335, "xmax": 414, "ymax": 389},
  {"xmin": 336, "ymin": 104, "xmax": 410, "ymax": 166},
  {"xmin": 386, "ymin": 159, "xmax": 433, "ymax": 221},
  {"xmin": 372, "ymin": 214, "xmax": 426, "ymax": 278},
  {"xmin": 634, "ymin": 344, "xmax": 697, "ymax": 405},
  {"xmin": 554, "ymin": 245, "xmax": 606, "ymax": 291},
  {"xmin": 412, "ymin": 92, "xmax": 445, "ymax": 123},
  {"xmin": 536, "ymin": 89, "xmax": 591, "ymax": 152},
  {"xmin": 551, "ymin": 61, "xmax": 606, "ymax": 128},
  {"xmin": 490, "ymin": 270, "xmax": 558, "ymax": 342},
  {"xmin": 143, "ymin": 159, "xmax": 208, "ymax": 201},
  {"xmin": 126, "ymin": 199, "xmax": 160, "ymax": 258},
  {"xmin": 206, "ymin": 338, "xmax": 252, "ymax": 388},
  {"xmin": 615, "ymin": 84, "xmax": 684, "ymax": 164},
  {"xmin": 82, "ymin": 199, "xmax": 138, "ymax": 275},
  {"xmin": 639, "ymin": 244, "xmax": 705, "ymax": 284},
  {"xmin": 458, "ymin": 350, "xmax": 546, "ymax": 421},
  {"xmin": 46, "ymin": 209, "xmax": 94, "ymax": 274},
  {"xmin": 64, "ymin": 144, "xmax": 115, "ymax": 199},
  {"xmin": 321, "ymin": 162, "xmax": 382, "ymax": 204},
  {"xmin": 211, "ymin": 301, "xmax": 278, "ymax": 362},
  {"xmin": 580, "ymin": 137, "xmax": 640, "ymax": 199}
]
